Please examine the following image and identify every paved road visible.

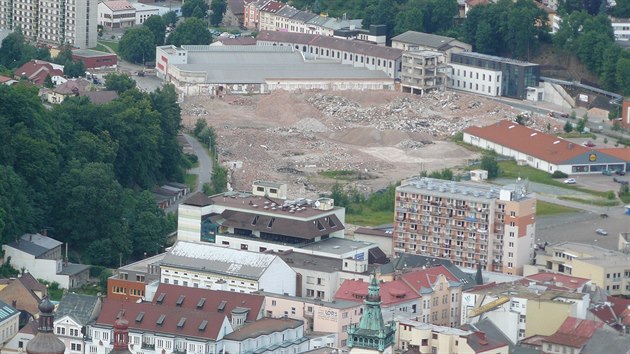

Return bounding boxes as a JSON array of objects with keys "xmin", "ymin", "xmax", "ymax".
[{"xmin": 184, "ymin": 133, "xmax": 213, "ymax": 192}]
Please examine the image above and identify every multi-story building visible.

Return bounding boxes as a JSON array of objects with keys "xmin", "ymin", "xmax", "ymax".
[
  {"xmin": 461, "ymin": 282, "xmax": 589, "ymax": 343},
  {"xmin": 393, "ymin": 177, "xmax": 536, "ymax": 275},
  {"xmin": 261, "ymin": 292, "xmax": 359, "ymax": 347},
  {"xmin": 97, "ymin": 0, "xmax": 136, "ymax": 29},
  {"xmin": 107, "ymin": 253, "xmax": 164, "ymax": 301},
  {"xmin": 0, "ymin": 0, "xmax": 97, "ymax": 48},
  {"xmin": 391, "ymin": 31, "xmax": 472, "ymax": 61},
  {"xmin": 611, "ymin": 17, "xmax": 630, "ymax": 41},
  {"xmin": 396, "ymin": 318, "xmax": 510, "ymax": 354},
  {"xmin": 400, "ymin": 50, "xmax": 448, "ymax": 95},
  {"xmin": 0, "ymin": 299, "xmax": 19, "ymax": 347},
  {"xmin": 256, "ymin": 30, "xmax": 403, "ymax": 79},
  {"xmin": 257, "ymin": 0, "xmax": 285, "ymax": 31},
  {"xmin": 448, "ymin": 52, "xmax": 540, "ymax": 99},
  {"xmin": 53, "ymin": 293, "xmax": 101, "ymax": 353},
  {"xmin": 160, "ymin": 241, "xmax": 297, "ymax": 296},
  {"xmin": 534, "ymin": 241, "xmax": 630, "ymax": 297}
]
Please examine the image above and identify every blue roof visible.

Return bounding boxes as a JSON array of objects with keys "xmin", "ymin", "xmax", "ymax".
[{"xmin": 0, "ymin": 299, "xmax": 17, "ymax": 323}]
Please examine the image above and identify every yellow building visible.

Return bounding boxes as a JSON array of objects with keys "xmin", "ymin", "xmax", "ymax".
[
  {"xmin": 397, "ymin": 318, "xmax": 509, "ymax": 354},
  {"xmin": 535, "ymin": 241, "xmax": 630, "ymax": 297}
]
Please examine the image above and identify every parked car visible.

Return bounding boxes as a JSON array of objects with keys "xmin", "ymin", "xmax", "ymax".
[
  {"xmin": 582, "ymin": 141, "xmax": 596, "ymax": 147},
  {"xmin": 602, "ymin": 169, "xmax": 612, "ymax": 176},
  {"xmin": 595, "ymin": 228, "xmax": 608, "ymax": 236},
  {"xmin": 564, "ymin": 178, "xmax": 577, "ymax": 184},
  {"xmin": 615, "ymin": 170, "xmax": 626, "ymax": 176}
]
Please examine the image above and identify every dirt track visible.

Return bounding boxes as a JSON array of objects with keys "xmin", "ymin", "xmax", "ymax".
[{"xmin": 181, "ymin": 90, "xmax": 561, "ymax": 198}]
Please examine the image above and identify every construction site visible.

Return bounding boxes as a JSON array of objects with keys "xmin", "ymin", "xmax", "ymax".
[{"xmin": 181, "ymin": 90, "xmax": 562, "ymax": 198}]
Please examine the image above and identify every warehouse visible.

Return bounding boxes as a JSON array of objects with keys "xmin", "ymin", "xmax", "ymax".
[{"xmin": 155, "ymin": 45, "xmax": 394, "ymax": 98}]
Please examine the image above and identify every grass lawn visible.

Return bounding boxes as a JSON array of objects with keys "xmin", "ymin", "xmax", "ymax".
[
  {"xmin": 497, "ymin": 161, "xmax": 610, "ymax": 198},
  {"xmin": 536, "ymin": 200, "xmax": 579, "ymax": 216},
  {"xmin": 621, "ymin": 194, "xmax": 630, "ymax": 204},
  {"xmin": 558, "ymin": 195, "xmax": 619, "ymax": 206},
  {"xmin": 185, "ymin": 173, "xmax": 198, "ymax": 192},
  {"xmin": 93, "ymin": 43, "xmax": 112, "ymax": 54},
  {"xmin": 346, "ymin": 210, "xmax": 393, "ymax": 226},
  {"xmin": 319, "ymin": 170, "xmax": 357, "ymax": 180},
  {"xmin": 98, "ymin": 40, "xmax": 120, "ymax": 54}
]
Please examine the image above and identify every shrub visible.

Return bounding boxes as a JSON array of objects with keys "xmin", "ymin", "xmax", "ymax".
[{"xmin": 551, "ymin": 170, "xmax": 568, "ymax": 178}]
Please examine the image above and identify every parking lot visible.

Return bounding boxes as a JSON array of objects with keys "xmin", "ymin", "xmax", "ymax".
[{"xmin": 566, "ymin": 173, "xmax": 628, "ymax": 192}]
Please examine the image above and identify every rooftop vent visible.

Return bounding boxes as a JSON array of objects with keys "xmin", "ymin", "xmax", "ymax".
[
  {"xmin": 553, "ymin": 140, "xmax": 560, "ymax": 145},
  {"xmin": 530, "ymin": 133, "xmax": 537, "ymax": 137}
]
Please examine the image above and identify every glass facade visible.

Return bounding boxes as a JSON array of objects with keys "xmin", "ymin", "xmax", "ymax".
[{"xmin": 451, "ymin": 52, "xmax": 540, "ymax": 99}]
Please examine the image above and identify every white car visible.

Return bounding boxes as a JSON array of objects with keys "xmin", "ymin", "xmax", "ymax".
[
  {"xmin": 595, "ymin": 229, "xmax": 608, "ymax": 236},
  {"xmin": 563, "ymin": 178, "xmax": 576, "ymax": 184}
]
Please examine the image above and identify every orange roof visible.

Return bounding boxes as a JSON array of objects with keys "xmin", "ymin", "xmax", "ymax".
[
  {"xmin": 464, "ymin": 120, "xmax": 590, "ymax": 164},
  {"xmin": 595, "ymin": 148, "xmax": 630, "ymax": 162}
]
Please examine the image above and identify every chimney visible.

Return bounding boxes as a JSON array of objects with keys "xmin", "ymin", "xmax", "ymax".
[
  {"xmin": 41, "ymin": 229, "xmax": 47, "ymax": 237},
  {"xmin": 29, "ymin": 234, "xmax": 32, "ymax": 242}
]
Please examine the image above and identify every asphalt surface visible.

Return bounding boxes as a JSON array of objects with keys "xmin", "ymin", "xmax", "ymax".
[{"xmin": 183, "ymin": 133, "xmax": 213, "ymax": 192}]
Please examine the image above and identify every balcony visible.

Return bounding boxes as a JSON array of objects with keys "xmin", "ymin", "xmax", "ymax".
[{"xmin": 141, "ymin": 343, "xmax": 155, "ymax": 350}]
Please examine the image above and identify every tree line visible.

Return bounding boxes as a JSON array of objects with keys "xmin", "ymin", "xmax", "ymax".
[{"xmin": 0, "ymin": 79, "xmax": 188, "ymax": 267}]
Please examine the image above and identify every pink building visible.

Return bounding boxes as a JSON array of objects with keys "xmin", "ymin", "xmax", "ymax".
[{"xmin": 262, "ymin": 292, "xmax": 362, "ymax": 348}]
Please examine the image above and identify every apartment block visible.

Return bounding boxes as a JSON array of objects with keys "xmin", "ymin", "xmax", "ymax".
[
  {"xmin": 534, "ymin": 241, "xmax": 630, "ymax": 297},
  {"xmin": 0, "ymin": 0, "xmax": 97, "ymax": 49},
  {"xmin": 400, "ymin": 50, "xmax": 448, "ymax": 95},
  {"xmin": 393, "ymin": 177, "xmax": 536, "ymax": 275}
]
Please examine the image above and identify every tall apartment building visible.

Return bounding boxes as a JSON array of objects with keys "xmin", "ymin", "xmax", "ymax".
[
  {"xmin": 393, "ymin": 177, "xmax": 536, "ymax": 275},
  {"xmin": 0, "ymin": 0, "xmax": 97, "ymax": 49}
]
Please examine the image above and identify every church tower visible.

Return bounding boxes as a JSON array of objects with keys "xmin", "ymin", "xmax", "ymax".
[
  {"xmin": 347, "ymin": 276, "xmax": 395, "ymax": 354},
  {"xmin": 26, "ymin": 297, "xmax": 66, "ymax": 354},
  {"xmin": 109, "ymin": 312, "xmax": 132, "ymax": 354}
]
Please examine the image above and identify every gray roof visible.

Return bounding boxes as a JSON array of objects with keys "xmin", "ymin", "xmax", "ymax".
[
  {"xmin": 7, "ymin": 234, "xmax": 62, "ymax": 257},
  {"xmin": 306, "ymin": 15, "xmax": 330, "ymax": 27},
  {"xmin": 581, "ymin": 326, "xmax": 630, "ymax": 354},
  {"xmin": 272, "ymin": 250, "xmax": 371, "ymax": 274},
  {"xmin": 161, "ymin": 241, "xmax": 278, "ymax": 280},
  {"xmin": 276, "ymin": 6, "xmax": 299, "ymax": 18},
  {"xmin": 173, "ymin": 46, "xmax": 391, "ymax": 84},
  {"xmin": 0, "ymin": 299, "xmax": 18, "ymax": 324},
  {"xmin": 55, "ymin": 293, "xmax": 101, "ymax": 326},
  {"xmin": 291, "ymin": 10, "xmax": 316, "ymax": 23},
  {"xmin": 321, "ymin": 18, "xmax": 363, "ymax": 31},
  {"xmin": 57, "ymin": 263, "xmax": 90, "ymax": 276},
  {"xmin": 392, "ymin": 31, "xmax": 458, "ymax": 49},
  {"xmin": 297, "ymin": 237, "xmax": 375, "ymax": 256}
]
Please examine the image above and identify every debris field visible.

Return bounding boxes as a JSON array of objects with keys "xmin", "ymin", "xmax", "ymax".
[{"xmin": 181, "ymin": 90, "xmax": 562, "ymax": 198}]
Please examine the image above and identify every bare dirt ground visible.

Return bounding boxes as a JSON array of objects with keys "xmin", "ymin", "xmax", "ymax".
[{"xmin": 181, "ymin": 90, "xmax": 563, "ymax": 198}]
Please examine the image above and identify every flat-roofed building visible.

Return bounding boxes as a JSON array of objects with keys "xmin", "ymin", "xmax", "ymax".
[
  {"xmin": 534, "ymin": 241, "xmax": 630, "ymax": 297},
  {"xmin": 391, "ymin": 31, "xmax": 471, "ymax": 61},
  {"xmin": 107, "ymin": 253, "xmax": 164, "ymax": 301},
  {"xmin": 400, "ymin": 50, "xmax": 448, "ymax": 95},
  {"xmin": 393, "ymin": 177, "xmax": 536, "ymax": 275}
]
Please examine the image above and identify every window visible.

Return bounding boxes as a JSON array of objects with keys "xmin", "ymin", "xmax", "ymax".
[
  {"xmin": 71, "ymin": 343, "xmax": 82, "ymax": 351},
  {"xmin": 306, "ymin": 289, "xmax": 315, "ymax": 297},
  {"xmin": 421, "ymin": 339, "xmax": 428, "ymax": 346},
  {"xmin": 271, "ymin": 300, "xmax": 277, "ymax": 306}
]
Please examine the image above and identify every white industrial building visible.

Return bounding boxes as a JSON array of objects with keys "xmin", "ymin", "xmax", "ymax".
[
  {"xmin": 160, "ymin": 241, "xmax": 297, "ymax": 296},
  {"xmin": 156, "ymin": 45, "xmax": 394, "ymax": 98}
]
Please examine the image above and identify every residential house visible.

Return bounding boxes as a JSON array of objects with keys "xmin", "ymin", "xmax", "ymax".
[
  {"xmin": 160, "ymin": 241, "xmax": 297, "ymax": 296},
  {"xmin": 86, "ymin": 297, "xmax": 233, "ymax": 354},
  {"xmin": 82, "ymin": 91, "xmax": 118, "ymax": 105},
  {"xmin": 0, "ymin": 75, "xmax": 18, "ymax": 85},
  {"xmin": 262, "ymin": 292, "xmax": 362, "ymax": 348},
  {"xmin": 335, "ymin": 278, "xmax": 420, "ymax": 323},
  {"xmin": 588, "ymin": 296, "xmax": 630, "ymax": 333},
  {"xmin": 2, "ymin": 233, "xmax": 90, "ymax": 289},
  {"xmin": 256, "ymin": 30, "xmax": 403, "ymax": 79},
  {"xmin": 382, "ymin": 253, "xmax": 477, "ymax": 289},
  {"xmin": 397, "ymin": 318, "xmax": 510, "ymax": 354},
  {"xmin": 149, "ymin": 283, "xmax": 265, "ymax": 330},
  {"xmin": 0, "ymin": 300, "xmax": 19, "ymax": 349},
  {"xmin": 222, "ymin": 318, "xmax": 310, "ymax": 354},
  {"xmin": 257, "ymin": 0, "xmax": 286, "ymax": 31},
  {"xmin": 2, "ymin": 320, "xmax": 37, "ymax": 354},
  {"xmin": 46, "ymin": 79, "xmax": 92, "ymax": 104},
  {"xmin": 0, "ymin": 273, "xmax": 47, "ymax": 326},
  {"xmin": 107, "ymin": 253, "xmax": 164, "ymax": 302},
  {"xmin": 525, "ymin": 317, "xmax": 604, "ymax": 354},
  {"xmin": 534, "ymin": 241, "xmax": 630, "ymax": 296},
  {"xmin": 391, "ymin": 31, "xmax": 472, "ymax": 61},
  {"xmin": 224, "ymin": 0, "xmax": 255, "ymax": 27},
  {"xmin": 14, "ymin": 60, "xmax": 64, "ymax": 86},
  {"xmin": 54, "ymin": 293, "xmax": 102, "ymax": 353},
  {"xmin": 244, "ymin": 0, "xmax": 267, "ymax": 30},
  {"xmin": 461, "ymin": 282, "xmax": 590, "ymax": 343}
]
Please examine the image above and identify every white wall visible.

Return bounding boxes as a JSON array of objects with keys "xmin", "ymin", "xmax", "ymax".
[
  {"xmin": 2, "ymin": 246, "xmax": 70, "ymax": 288},
  {"xmin": 54, "ymin": 315, "xmax": 85, "ymax": 354},
  {"xmin": 258, "ymin": 257, "xmax": 297, "ymax": 296},
  {"xmin": 448, "ymin": 63, "xmax": 502, "ymax": 97}
]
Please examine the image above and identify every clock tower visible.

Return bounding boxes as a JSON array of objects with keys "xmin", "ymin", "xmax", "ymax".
[{"xmin": 347, "ymin": 276, "xmax": 395, "ymax": 354}]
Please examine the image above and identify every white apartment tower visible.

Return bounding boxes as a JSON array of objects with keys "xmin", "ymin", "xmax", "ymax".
[
  {"xmin": 0, "ymin": 0, "xmax": 97, "ymax": 49},
  {"xmin": 393, "ymin": 177, "xmax": 536, "ymax": 275}
]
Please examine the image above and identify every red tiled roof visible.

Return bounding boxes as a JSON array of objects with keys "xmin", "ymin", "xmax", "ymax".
[
  {"xmin": 595, "ymin": 148, "xmax": 630, "ymax": 162},
  {"xmin": 517, "ymin": 272, "xmax": 590, "ymax": 291},
  {"xmin": 257, "ymin": 30, "xmax": 403, "ymax": 60},
  {"xmin": 400, "ymin": 265, "xmax": 460, "ymax": 292},
  {"xmin": 259, "ymin": 0, "xmax": 285, "ymax": 13},
  {"xmin": 589, "ymin": 303, "xmax": 618, "ymax": 328},
  {"xmin": 14, "ymin": 60, "xmax": 64, "ymax": 86},
  {"xmin": 152, "ymin": 283, "xmax": 264, "ymax": 323},
  {"xmin": 464, "ymin": 120, "xmax": 591, "ymax": 164},
  {"xmin": 609, "ymin": 296, "xmax": 630, "ymax": 318},
  {"xmin": 334, "ymin": 278, "xmax": 419, "ymax": 306},
  {"xmin": 96, "ymin": 298, "xmax": 226, "ymax": 340},
  {"xmin": 0, "ymin": 75, "xmax": 11, "ymax": 83},
  {"xmin": 543, "ymin": 317, "xmax": 603, "ymax": 348}
]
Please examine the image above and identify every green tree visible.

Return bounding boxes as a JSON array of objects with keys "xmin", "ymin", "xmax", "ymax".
[
  {"xmin": 104, "ymin": 73, "xmax": 137, "ymax": 93},
  {"xmin": 54, "ymin": 46, "xmax": 74, "ymax": 65},
  {"xmin": 167, "ymin": 18, "xmax": 212, "ymax": 46},
  {"xmin": 118, "ymin": 26, "xmax": 155, "ymax": 64},
  {"xmin": 44, "ymin": 75, "xmax": 54, "ymax": 88},
  {"xmin": 0, "ymin": 28, "xmax": 49, "ymax": 68},
  {"xmin": 194, "ymin": 118, "xmax": 208, "ymax": 136},
  {"xmin": 394, "ymin": 0, "xmax": 425, "ymax": 35},
  {"xmin": 210, "ymin": 0, "xmax": 228, "ymax": 26},
  {"xmin": 576, "ymin": 116, "xmax": 587, "ymax": 133},
  {"xmin": 63, "ymin": 60, "xmax": 85, "ymax": 78},
  {"xmin": 181, "ymin": 0, "xmax": 208, "ymax": 18},
  {"xmin": 599, "ymin": 45, "xmax": 624, "ymax": 91},
  {"xmin": 163, "ymin": 11, "xmax": 179, "ymax": 26},
  {"xmin": 143, "ymin": 15, "xmax": 166, "ymax": 46},
  {"xmin": 424, "ymin": 0, "xmax": 458, "ymax": 34},
  {"xmin": 149, "ymin": 84, "xmax": 186, "ymax": 181},
  {"xmin": 0, "ymin": 166, "xmax": 35, "ymax": 244},
  {"xmin": 616, "ymin": 56, "xmax": 630, "ymax": 95},
  {"xmin": 480, "ymin": 153, "xmax": 499, "ymax": 178},
  {"xmin": 564, "ymin": 120, "xmax": 574, "ymax": 133}
]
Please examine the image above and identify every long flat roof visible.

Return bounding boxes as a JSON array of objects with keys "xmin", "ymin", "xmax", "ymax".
[
  {"xmin": 173, "ymin": 46, "xmax": 391, "ymax": 84},
  {"xmin": 548, "ymin": 241, "xmax": 630, "ymax": 267}
]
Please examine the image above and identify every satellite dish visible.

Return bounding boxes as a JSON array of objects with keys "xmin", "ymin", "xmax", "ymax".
[{"xmin": 315, "ymin": 200, "xmax": 321, "ymax": 208}]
